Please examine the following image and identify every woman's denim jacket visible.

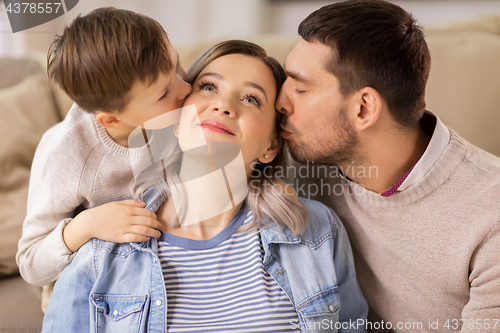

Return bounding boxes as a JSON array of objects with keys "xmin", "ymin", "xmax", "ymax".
[{"xmin": 42, "ymin": 197, "xmax": 368, "ymax": 333}]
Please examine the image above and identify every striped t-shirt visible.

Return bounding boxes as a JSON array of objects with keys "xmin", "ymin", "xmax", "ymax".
[{"xmin": 157, "ymin": 207, "xmax": 299, "ymax": 332}]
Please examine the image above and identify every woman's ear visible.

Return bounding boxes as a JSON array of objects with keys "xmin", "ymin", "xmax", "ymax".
[
  {"xmin": 173, "ymin": 124, "xmax": 180, "ymax": 138},
  {"xmin": 95, "ymin": 112, "xmax": 127, "ymax": 130},
  {"xmin": 353, "ymin": 87, "xmax": 382, "ymax": 131},
  {"xmin": 258, "ymin": 136, "xmax": 280, "ymax": 164}
]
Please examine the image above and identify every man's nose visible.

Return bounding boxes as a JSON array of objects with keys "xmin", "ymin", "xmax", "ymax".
[{"xmin": 276, "ymin": 79, "xmax": 293, "ymax": 116}]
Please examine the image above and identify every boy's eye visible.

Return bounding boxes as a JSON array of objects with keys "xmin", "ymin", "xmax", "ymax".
[{"xmin": 159, "ymin": 89, "xmax": 169, "ymax": 101}]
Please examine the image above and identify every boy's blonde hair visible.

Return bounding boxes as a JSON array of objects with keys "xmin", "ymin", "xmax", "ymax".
[{"xmin": 48, "ymin": 7, "xmax": 173, "ymax": 113}]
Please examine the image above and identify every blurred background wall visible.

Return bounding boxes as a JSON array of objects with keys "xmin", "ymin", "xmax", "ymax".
[{"xmin": 1, "ymin": 0, "xmax": 500, "ymax": 57}]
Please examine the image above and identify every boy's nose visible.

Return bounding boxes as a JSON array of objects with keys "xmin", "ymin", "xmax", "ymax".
[{"xmin": 180, "ymin": 79, "xmax": 191, "ymax": 99}]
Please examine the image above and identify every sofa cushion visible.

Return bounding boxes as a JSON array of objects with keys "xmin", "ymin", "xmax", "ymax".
[
  {"xmin": 0, "ymin": 73, "xmax": 60, "ymax": 276},
  {"xmin": 50, "ymin": 79, "xmax": 74, "ymax": 120},
  {"xmin": 177, "ymin": 35, "xmax": 299, "ymax": 69},
  {"xmin": 0, "ymin": 276, "xmax": 43, "ymax": 332},
  {"xmin": 0, "ymin": 58, "xmax": 44, "ymax": 89},
  {"xmin": 426, "ymin": 14, "xmax": 500, "ymax": 35},
  {"xmin": 426, "ymin": 31, "xmax": 500, "ymax": 157}
]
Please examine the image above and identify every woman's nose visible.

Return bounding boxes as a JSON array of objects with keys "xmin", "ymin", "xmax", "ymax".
[{"xmin": 211, "ymin": 99, "xmax": 234, "ymax": 117}]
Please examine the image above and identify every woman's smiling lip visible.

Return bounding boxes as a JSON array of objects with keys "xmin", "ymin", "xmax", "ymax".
[{"xmin": 200, "ymin": 120, "xmax": 235, "ymax": 135}]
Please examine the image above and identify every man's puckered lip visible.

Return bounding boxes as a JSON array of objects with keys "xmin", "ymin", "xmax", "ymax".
[
  {"xmin": 280, "ymin": 124, "xmax": 292, "ymax": 133},
  {"xmin": 280, "ymin": 126, "xmax": 293, "ymax": 138}
]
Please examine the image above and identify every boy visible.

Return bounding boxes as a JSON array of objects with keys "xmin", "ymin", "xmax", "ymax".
[{"xmin": 16, "ymin": 7, "xmax": 191, "ymax": 297}]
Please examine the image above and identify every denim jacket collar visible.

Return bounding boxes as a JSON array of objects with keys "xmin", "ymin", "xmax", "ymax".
[
  {"xmin": 259, "ymin": 213, "xmax": 337, "ymax": 266},
  {"xmin": 127, "ymin": 217, "xmax": 301, "ymax": 265}
]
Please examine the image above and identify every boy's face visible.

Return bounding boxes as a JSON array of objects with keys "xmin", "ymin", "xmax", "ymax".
[{"xmin": 114, "ymin": 47, "xmax": 191, "ymax": 130}]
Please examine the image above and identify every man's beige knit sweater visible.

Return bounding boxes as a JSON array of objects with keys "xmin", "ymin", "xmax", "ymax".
[{"xmin": 307, "ymin": 126, "xmax": 500, "ymax": 332}]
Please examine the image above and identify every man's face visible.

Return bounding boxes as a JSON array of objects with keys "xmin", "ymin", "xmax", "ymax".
[{"xmin": 276, "ymin": 38, "xmax": 359, "ymax": 166}]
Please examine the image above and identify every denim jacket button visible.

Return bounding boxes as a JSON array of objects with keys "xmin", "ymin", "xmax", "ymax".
[
  {"xmin": 155, "ymin": 300, "xmax": 162, "ymax": 306},
  {"xmin": 328, "ymin": 305, "xmax": 335, "ymax": 312},
  {"xmin": 276, "ymin": 268, "xmax": 283, "ymax": 275},
  {"xmin": 113, "ymin": 309, "xmax": 119, "ymax": 316}
]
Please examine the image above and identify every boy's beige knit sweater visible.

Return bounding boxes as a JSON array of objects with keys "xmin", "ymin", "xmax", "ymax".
[
  {"xmin": 16, "ymin": 104, "xmax": 172, "ymax": 285},
  {"xmin": 312, "ymin": 128, "xmax": 500, "ymax": 332}
]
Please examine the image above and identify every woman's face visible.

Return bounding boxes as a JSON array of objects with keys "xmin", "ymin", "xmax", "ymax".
[{"xmin": 183, "ymin": 53, "xmax": 279, "ymax": 170}]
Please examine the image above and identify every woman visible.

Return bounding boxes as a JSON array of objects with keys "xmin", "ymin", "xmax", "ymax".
[{"xmin": 42, "ymin": 40, "xmax": 367, "ymax": 333}]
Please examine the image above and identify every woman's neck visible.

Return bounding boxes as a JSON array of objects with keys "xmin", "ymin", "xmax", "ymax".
[
  {"xmin": 157, "ymin": 198, "xmax": 243, "ymax": 240},
  {"xmin": 157, "ymin": 147, "xmax": 247, "ymax": 240}
]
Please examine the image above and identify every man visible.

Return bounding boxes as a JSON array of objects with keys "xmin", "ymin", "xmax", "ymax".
[{"xmin": 276, "ymin": 1, "xmax": 500, "ymax": 332}]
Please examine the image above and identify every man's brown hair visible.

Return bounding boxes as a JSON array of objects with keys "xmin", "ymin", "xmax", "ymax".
[
  {"xmin": 299, "ymin": 0, "xmax": 431, "ymax": 127},
  {"xmin": 47, "ymin": 7, "xmax": 173, "ymax": 113}
]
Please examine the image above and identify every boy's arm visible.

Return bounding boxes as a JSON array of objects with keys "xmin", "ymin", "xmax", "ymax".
[
  {"xmin": 16, "ymin": 129, "xmax": 91, "ymax": 286},
  {"xmin": 16, "ymin": 129, "xmax": 162, "ymax": 285}
]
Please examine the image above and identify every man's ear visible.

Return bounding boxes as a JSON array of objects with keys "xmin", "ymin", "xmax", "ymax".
[
  {"xmin": 353, "ymin": 87, "xmax": 382, "ymax": 131},
  {"xmin": 95, "ymin": 111, "xmax": 127, "ymax": 130},
  {"xmin": 258, "ymin": 136, "xmax": 280, "ymax": 164}
]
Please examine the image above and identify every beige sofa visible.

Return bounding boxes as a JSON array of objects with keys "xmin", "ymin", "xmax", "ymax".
[
  {"xmin": 0, "ymin": 56, "xmax": 73, "ymax": 333},
  {"xmin": 1, "ymin": 15, "xmax": 499, "ymax": 332}
]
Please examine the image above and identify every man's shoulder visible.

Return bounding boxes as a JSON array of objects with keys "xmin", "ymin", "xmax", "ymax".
[
  {"xmin": 446, "ymin": 132, "xmax": 500, "ymax": 205},
  {"xmin": 452, "ymin": 132, "xmax": 500, "ymax": 181},
  {"xmin": 462, "ymin": 140, "xmax": 500, "ymax": 175}
]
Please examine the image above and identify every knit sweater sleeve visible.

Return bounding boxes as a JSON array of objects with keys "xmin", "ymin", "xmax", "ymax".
[
  {"xmin": 461, "ymin": 220, "xmax": 500, "ymax": 332},
  {"xmin": 16, "ymin": 109, "xmax": 97, "ymax": 286}
]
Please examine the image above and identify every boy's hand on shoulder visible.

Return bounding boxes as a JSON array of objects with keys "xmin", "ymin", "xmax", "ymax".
[{"xmin": 63, "ymin": 200, "xmax": 162, "ymax": 252}]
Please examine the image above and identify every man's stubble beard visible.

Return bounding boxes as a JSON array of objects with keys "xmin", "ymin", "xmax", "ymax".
[{"xmin": 284, "ymin": 105, "xmax": 360, "ymax": 167}]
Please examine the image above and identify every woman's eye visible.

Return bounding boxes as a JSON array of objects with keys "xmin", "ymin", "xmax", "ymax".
[
  {"xmin": 199, "ymin": 82, "xmax": 217, "ymax": 92},
  {"xmin": 295, "ymin": 89, "xmax": 306, "ymax": 94},
  {"xmin": 243, "ymin": 95, "xmax": 260, "ymax": 106}
]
